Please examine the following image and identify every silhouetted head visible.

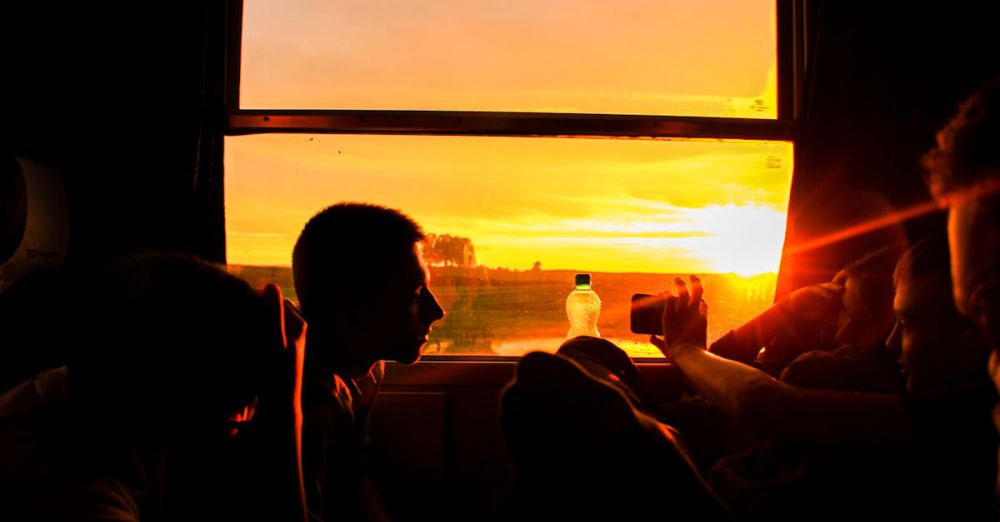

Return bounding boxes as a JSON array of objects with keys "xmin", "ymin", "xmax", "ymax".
[
  {"xmin": 887, "ymin": 232, "xmax": 987, "ymax": 394},
  {"xmin": 832, "ymin": 246, "xmax": 901, "ymax": 346},
  {"xmin": 69, "ymin": 254, "xmax": 272, "ymax": 447},
  {"xmin": 923, "ymin": 79, "xmax": 1000, "ymax": 348},
  {"xmin": 500, "ymin": 350, "xmax": 726, "ymax": 520},
  {"xmin": 292, "ymin": 203, "xmax": 444, "ymax": 374}
]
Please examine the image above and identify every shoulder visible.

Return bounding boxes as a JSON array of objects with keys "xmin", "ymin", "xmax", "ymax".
[
  {"xmin": 0, "ymin": 474, "xmax": 140, "ymax": 522},
  {"xmin": 303, "ymin": 372, "xmax": 354, "ymax": 408},
  {"xmin": 62, "ymin": 474, "xmax": 141, "ymax": 522},
  {"xmin": 370, "ymin": 360, "xmax": 385, "ymax": 382},
  {"xmin": 0, "ymin": 367, "xmax": 73, "ymax": 480},
  {"xmin": 905, "ymin": 384, "xmax": 997, "ymax": 435},
  {"xmin": 0, "ymin": 366, "xmax": 69, "ymax": 416}
]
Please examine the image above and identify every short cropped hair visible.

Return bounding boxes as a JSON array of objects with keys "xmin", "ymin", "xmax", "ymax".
[
  {"xmin": 838, "ymin": 246, "xmax": 901, "ymax": 321},
  {"xmin": 842, "ymin": 245, "xmax": 902, "ymax": 283},
  {"xmin": 292, "ymin": 203, "xmax": 425, "ymax": 315},
  {"xmin": 894, "ymin": 231, "xmax": 952, "ymax": 287},
  {"xmin": 922, "ymin": 79, "xmax": 1000, "ymax": 197}
]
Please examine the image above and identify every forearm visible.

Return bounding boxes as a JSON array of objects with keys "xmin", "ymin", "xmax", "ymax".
[
  {"xmin": 709, "ymin": 327, "xmax": 767, "ymax": 364},
  {"xmin": 670, "ymin": 342, "xmax": 780, "ymax": 422},
  {"xmin": 670, "ymin": 343, "xmax": 917, "ymax": 446},
  {"xmin": 709, "ymin": 300, "xmax": 804, "ymax": 363}
]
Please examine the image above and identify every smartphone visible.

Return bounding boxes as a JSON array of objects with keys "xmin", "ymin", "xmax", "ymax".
[{"xmin": 630, "ymin": 293, "xmax": 666, "ymax": 335}]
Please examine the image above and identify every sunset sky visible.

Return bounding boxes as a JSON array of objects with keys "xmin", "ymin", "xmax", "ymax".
[
  {"xmin": 227, "ymin": 1, "xmax": 791, "ymax": 276},
  {"xmin": 226, "ymin": 135, "xmax": 792, "ymax": 274},
  {"xmin": 240, "ymin": 0, "xmax": 777, "ymax": 117}
]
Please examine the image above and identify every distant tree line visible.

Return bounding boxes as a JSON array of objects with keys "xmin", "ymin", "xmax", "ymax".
[{"xmin": 424, "ymin": 233, "xmax": 476, "ymax": 268}]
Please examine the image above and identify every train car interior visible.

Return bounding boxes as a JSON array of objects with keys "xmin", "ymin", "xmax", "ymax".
[{"xmin": 4, "ymin": 1, "xmax": 1000, "ymax": 520}]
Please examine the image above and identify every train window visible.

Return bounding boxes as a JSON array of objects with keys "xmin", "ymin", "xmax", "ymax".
[
  {"xmin": 225, "ymin": 135, "xmax": 792, "ymax": 357},
  {"xmin": 240, "ymin": 0, "xmax": 778, "ymax": 118},
  {"xmin": 224, "ymin": 0, "xmax": 801, "ymax": 358}
]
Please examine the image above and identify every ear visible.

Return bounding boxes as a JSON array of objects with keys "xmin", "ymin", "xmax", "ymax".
[{"xmin": 261, "ymin": 283, "xmax": 285, "ymax": 351}]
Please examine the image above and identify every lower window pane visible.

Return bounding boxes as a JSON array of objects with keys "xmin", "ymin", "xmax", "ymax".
[{"xmin": 225, "ymin": 134, "xmax": 793, "ymax": 357}]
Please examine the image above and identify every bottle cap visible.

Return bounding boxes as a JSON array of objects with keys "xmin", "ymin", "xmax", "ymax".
[{"xmin": 574, "ymin": 273, "xmax": 591, "ymax": 286}]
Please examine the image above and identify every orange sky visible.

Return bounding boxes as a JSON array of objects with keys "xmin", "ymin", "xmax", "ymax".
[
  {"xmin": 240, "ymin": 0, "xmax": 777, "ymax": 117},
  {"xmin": 227, "ymin": 1, "xmax": 790, "ymax": 275},
  {"xmin": 225, "ymin": 135, "xmax": 793, "ymax": 274}
]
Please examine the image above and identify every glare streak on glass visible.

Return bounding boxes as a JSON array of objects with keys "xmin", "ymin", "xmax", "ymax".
[
  {"xmin": 240, "ymin": 0, "xmax": 777, "ymax": 118},
  {"xmin": 225, "ymin": 135, "xmax": 793, "ymax": 357}
]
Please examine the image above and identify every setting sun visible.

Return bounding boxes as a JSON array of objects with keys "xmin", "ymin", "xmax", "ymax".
[
  {"xmin": 225, "ymin": 135, "xmax": 793, "ymax": 276},
  {"xmin": 686, "ymin": 203, "xmax": 788, "ymax": 275}
]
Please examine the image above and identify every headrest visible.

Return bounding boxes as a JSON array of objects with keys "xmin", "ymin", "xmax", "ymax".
[
  {"xmin": 0, "ymin": 157, "xmax": 68, "ymax": 292},
  {"xmin": 0, "ymin": 156, "xmax": 27, "ymax": 264}
]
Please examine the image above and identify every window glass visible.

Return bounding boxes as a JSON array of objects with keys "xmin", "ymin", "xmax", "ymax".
[
  {"xmin": 225, "ymin": 134, "xmax": 792, "ymax": 357},
  {"xmin": 240, "ymin": 0, "xmax": 777, "ymax": 118}
]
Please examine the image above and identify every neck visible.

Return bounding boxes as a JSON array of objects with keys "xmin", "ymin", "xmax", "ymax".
[{"xmin": 306, "ymin": 327, "xmax": 378, "ymax": 380}]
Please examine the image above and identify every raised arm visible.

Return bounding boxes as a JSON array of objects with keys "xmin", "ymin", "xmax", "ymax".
[
  {"xmin": 709, "ymin": 281, "xmax": 844, "ymax": 365},
  {"xmin": 653, "ymin": 277, "xmax": 916, "ymax": 447}
]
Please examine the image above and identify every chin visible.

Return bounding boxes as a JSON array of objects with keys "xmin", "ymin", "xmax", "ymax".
[
  {"xmin": 391, "ymin": 346, "xmax": 423, "ymax": 364},
  {"xmin": 396, "ymin": 353, "xmax": 421, "ymax": 364}
]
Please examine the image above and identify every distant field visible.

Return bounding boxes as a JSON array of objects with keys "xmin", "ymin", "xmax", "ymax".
[{"xmin": 228, "ymin": 265, "xmax": 776, "ymax": 358}]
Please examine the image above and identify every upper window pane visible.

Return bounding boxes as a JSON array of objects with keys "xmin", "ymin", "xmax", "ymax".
[
  {"xmin": 240, "ymin": 0, "xmax": 777, "ymax": 118},
  {"xmin": 225, "ymin": 135, "xmax": 792, "ymax": 357}
]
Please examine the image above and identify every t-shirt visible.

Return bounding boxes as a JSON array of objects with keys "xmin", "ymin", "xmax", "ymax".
[
  {"xmin": 710, "ymin": 376, "xmax": 998, "ymax": 521},
  {"xmin": 780, "ymin": 343, "xmax": 903, "ymax": 394},
  {"xmin": 302, "ymin": 360, "xmax": 384, "ymax": 522},
  {"xmin": 902, "ymin": 381, "xmax": 998, "ymax": 520}
]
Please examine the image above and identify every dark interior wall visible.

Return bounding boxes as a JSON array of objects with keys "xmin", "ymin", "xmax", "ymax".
[
  {"xmin": 1, "ymin": 2, "xmax": 228, "ymax": 388},
  {"xmin": 3, "ymin": 2, "xmax": 226, "ymax": 274},
  {"xmin": 779, "ymin": 0, "xmax": 1000, "ymax": 293}
]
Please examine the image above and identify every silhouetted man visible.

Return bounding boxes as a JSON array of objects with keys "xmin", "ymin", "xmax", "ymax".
[
  {"xmin": 0, "ymin": 254, "xmax": 307, "ymax": 521},
  {"xmin": 921, "ymin": 79, "xmax": 1000, "ymax": 502},
  {"xmin": 292, "ymin": 203, "xmax": 445, "ymax": 521}
]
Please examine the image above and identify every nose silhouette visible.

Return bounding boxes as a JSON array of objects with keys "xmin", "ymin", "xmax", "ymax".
[
  {"xmin": 884, "ymin": 321, "xmax": 902, "ymax": 353},
  {"xmin": 422, "ymin": 287, "xmax": 445, "ymax": 323}
]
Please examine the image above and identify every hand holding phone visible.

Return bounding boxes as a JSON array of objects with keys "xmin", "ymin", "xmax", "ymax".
[
  {"xmin": 630, "ymin": 293, "xmax": 667, "ymax": 335},
  {"xmin": 637, "ymin": 276, "xmax": 708, "ymax": 356}
]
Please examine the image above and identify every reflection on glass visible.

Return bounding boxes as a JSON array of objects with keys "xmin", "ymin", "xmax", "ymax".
[
  {"xmin": 241, "ymin": 0, "xmax": 777, "ymax": 118},
  {"xmin": 225, "ymin": 134, "xmax": 793, "ymax": 356}
]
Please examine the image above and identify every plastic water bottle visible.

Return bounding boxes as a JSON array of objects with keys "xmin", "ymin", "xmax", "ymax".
[{"xmin": 566, "ymin": 273, "xmax": 601, "ymax": 338}]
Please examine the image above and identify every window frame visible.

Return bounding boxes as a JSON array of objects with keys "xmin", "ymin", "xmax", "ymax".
[
  {"xmin": 224, "ymin": 0, "xmax": 804, "ymax": 137},
  {"xmin": 219, "ymin": 0, "xmax": 807, "ymax": 361}
]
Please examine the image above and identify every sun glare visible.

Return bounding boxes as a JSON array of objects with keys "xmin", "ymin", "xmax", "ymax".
[
  {"xmin": 686, "ymin": 204, "xmax": 788, "ymax": 276},
  {"xmin": 225, "ymin": 135, "xmax": 793, "ymax": 276}
]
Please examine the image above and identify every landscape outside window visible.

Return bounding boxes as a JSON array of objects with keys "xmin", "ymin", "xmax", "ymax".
[{"xmin": 225, "ymin": 135, "xmax": 793, "ymax": 357}]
